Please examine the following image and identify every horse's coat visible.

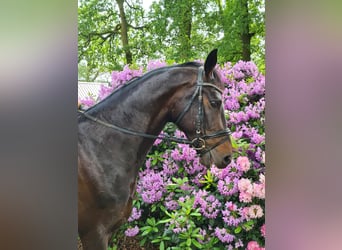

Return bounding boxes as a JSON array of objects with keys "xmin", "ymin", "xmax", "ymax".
[{"xmin": 78, "ymin": 50, "xmax": 233, "ymax": 249}]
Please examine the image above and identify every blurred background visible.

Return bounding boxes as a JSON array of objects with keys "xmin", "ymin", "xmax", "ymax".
[{"xmin": 0, "ymin": 0, "xmax": 341, "ymax": 249}]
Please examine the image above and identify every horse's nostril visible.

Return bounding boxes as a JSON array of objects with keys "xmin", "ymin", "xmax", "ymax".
[{"xmin": 224, "ymin": 155, "xmax": 231, "ymax": 165}]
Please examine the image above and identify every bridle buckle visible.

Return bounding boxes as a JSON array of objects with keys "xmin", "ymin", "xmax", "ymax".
[{"xmin": 191, "ymin": 137, "xmax": 206, "ymax": 150}]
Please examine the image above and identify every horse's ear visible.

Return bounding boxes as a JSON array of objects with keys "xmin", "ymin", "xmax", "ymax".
[{"xmin": 204, "ymin": 49, "xmax": 218, "ymax": 78}]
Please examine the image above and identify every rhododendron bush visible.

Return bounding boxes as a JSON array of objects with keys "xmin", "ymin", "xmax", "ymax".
[{"xmin": 79, "ymin": 60, "xmax": 265, "ymax": 249}]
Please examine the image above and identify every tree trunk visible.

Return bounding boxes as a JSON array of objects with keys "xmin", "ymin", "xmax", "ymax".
[
  {"xmin": 116, "ymin": 0, "xmax": 133, "ymax": 65},
  {"xmin": 179, "ymin": 2, "xmax": 192, "ymax": 61},
  {"xmin": 241, "ymin": 33, "xmax": 252, "ymax": 61},
  {"xmin": 240, "ymin": 0, "xmax": 252, "ymax": 61}
]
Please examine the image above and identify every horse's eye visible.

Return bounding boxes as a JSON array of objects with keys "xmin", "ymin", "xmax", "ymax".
[{"xmin": 210, "ymin": 100, "xmax": 221, "ymax": 108}]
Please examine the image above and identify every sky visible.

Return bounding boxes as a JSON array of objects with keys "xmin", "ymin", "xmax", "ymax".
[{"xmin": 142, "ymin": 0, "xmax": 154, "ymax": 10}]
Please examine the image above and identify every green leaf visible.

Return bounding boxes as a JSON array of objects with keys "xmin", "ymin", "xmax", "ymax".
[
  {"xmin": 186, "ymin": 238, "xmax": 192, "ymax": 247},
  {"xmin": 147, "ymin": 218, "xmax": 155, "ymax": 226},
  {"xmin": 193, "ymin": 234, "xmax": 204, "ymax": 240},
  {"xmin": 141, "ymin": 229, "xmax": 151, "ymax": 236},
  {"xmin": 140, "ymin": 226, "xmax": 151, "ymax": 231},
  {"xmin": 231, "ymin": 136, "xmax": 238, "ymax": 150},
  {"xmin": 192, "ymin": 239, "xmax": 202, "ymax": 249},
  {"xmin": 140, "ymin": 237, "xmax": 147, "ymax": 246},
  {"xmin": 157, "ymin": 218, "xmax": 171, "ymax": 224},
  {"xmin": 190, "ymin": 212, "xmax": 201, "ymax": 217},
  {"xmin": 234, "ymin": 226, "xmax": 242, "ymax": 234},
  {"xmin": 160, "ymin": 241, "xmax": 165, "ymax": 250}
]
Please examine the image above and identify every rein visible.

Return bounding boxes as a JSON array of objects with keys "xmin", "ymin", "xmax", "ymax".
[
  {"xmin": 78, "ymin": 66, "xmax": 230, "ymax": 152},
  {"xmin": 78, "ymin": 109, "xmax": 194, "ymax": 145}
]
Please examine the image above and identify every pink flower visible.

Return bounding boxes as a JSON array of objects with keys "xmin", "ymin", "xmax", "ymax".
[
  {"xmin": 251, "ymin": 133, "xmax": 264, "ymax": 144},
  {"xmin": 98, "ymin": 84, "xmax": 114, "ymax": 100},
  {"xmin": 231, "ymin": 131, "xmax": 243, "ymax": 140},
  {"xmin": 124, "ymin": 226, "xmax": 139, "ymax": 237},
  {"xmin": 247, "ymin": 240, "xmax": 265, "ymax": 250},
  {"xmin": 247, "ymin": 205, "xmax": 264, "ymax": 219},
  {"xmin": 261, "ymin": 224, "xmax": 266, "ymax": 237},
  {"xmin": 79, "ymin": 96, "xmax": 96, "ymax": 108},
  {"xmin": 250, "ymin": 173, "xmax": 265, "ymax": 199},
  {"xmin": 146, "ymin": 60, "xmax": 167, "ymax": 71},
  {"xmin": 261, "ymin": 151, "xmax": 265, "ymax": 164},
  {"xmin": 209, "ymin": 166, "xmax": 222, "ymax": 178},
  {"xmin": 236, "ymin": 156, "xmax": 251, "ymax": 172},
  {"xmin": 238, "ymin": 178, "xmax": 253, "ymax": 203},
  {"xmin": 253, "ymin": 183, "xmax": 265, "ymax": 199},
  {"xmin": 241, "ymin": 207, "xmax": 250, "ymax": 220},
  {"xmin": 239, "ymin": 191, "xmax": 253, "ymax": 203},
  {"xmin": 127, "ymin": 207, "xmax": 142, "ymax": 222},
  {"xmin": 238, "ymin": 178, "xmax": 252, "ymax": 191}
]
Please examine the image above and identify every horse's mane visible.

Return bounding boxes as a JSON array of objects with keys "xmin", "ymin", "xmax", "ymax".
[
  {"xmin": 123, "ymin": 62, "xmax": 202, "ymax": 87},
  {"xmin": 80, "ymin": 62, "xmax": 203, "ymax": 113}
]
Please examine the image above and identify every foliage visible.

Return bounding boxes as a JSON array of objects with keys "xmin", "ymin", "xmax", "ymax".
[
  {"xmin": 218, "ymin": 0, "xmax": 265, "ymax": 66},
  {"xmin": 78, "ymin": 0, "xmax": 265, "ymax": 81},
  {"xmin": 146, "ymin": 0, "xmax": 222, "ymax": 62},
  {"xmin": 79, "ymin": 60, "xmax": 265, "ymax": 249},
  {"xmin": 78, "ymin": 0, "xmax": 147, "ymax": 80}
]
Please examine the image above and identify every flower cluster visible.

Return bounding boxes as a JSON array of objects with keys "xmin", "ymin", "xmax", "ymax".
[
  {"xmin": 237, "ymin": 173, "xmax": 265, "ymax": 203},
  {"xmin": 136, "ymin": 170, "xmax": 165, "ymax": 204},
  {"xmin": 146, "ymin": 59, "xmax": 167, "ymax": 71},
  {"xmin": 127, "ymin": 207, "xmax": 142, "ymax": 222},
  {"xmin": 79, "ymin": 60, "xmax": 265, "ymax": 249},
  {"xmin": 217, "ymin": 176, "xmax": 239, "ymax": 196},
  {"xmin": 124, "ymin": 226, "xmax": 139, "ymax": 237},
  {"xmin": 214, "ymin": 227, "xmax": 235, "ymax": 243},
  {"xmin": 247, "ymin": 240, "xmax": 265, "ymax": 250},
  {"xmin": 111, "ymin": 65, "xmax": 143, "ymax": 88},
  {"xmin": 194, "ymin": 191, "xmax": 222, "ymax": 219},
  {"xmin": 222, "ymin": 201, "xmax": 245, "ymax": 226}
]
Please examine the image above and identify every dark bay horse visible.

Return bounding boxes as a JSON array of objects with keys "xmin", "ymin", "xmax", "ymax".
[{"xmin": 78, "ymin": 49, "xmax": 233, "ymax": 249}]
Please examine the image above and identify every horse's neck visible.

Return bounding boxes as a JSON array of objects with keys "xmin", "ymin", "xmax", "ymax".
[
  {"xmin": 93, "ymin": 69, "xmax": 192, "ymax": 136},
  {"xmin": 88, "ymin": 77, "xmax": 180, "ymax": 164},
  {"xmin": 80, "ymin": 68, "xmax": 196, "ymax": 168},
  {"xmin": 102, "ymin": 85, "xmax": 169, "ymax": 135}
]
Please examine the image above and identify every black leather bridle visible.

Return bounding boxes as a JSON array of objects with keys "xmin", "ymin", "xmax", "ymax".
[
  {"xmin": 78, "ymin": 66, "xmax": 231, "ymax": 154},
  {"xmin": 174, "ymin": 66, "xmax": 231, "ymax": 153}
]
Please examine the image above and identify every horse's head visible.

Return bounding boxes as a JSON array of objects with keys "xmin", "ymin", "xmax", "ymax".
[{"xmin": 172, "ymin": 49, "xmax": 233, "ymax": 169}]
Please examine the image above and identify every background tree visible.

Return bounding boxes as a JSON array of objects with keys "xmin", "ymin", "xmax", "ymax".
[
  {"xmin": 116, "ymin": 0, "xmax": 132, "ymax": 64},
  {"xmin": 147, "ymin": 0, "xmax": 221, "ymax": 62},
  {"xmin": 78, "ymin": 0, "xmax": 265, "ymax": 81},
  {"xmin": 218, "ymin": 0, "xmax": 265, "ymax": 66},
  {"xmin": 78, "ymin": 0, "xmax": 147, "ymax": 81}
]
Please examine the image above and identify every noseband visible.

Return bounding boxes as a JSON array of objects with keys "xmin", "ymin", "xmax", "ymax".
[{"xmin": 78, "ymin": 66, "xmax": 230, "ymax": 154}]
